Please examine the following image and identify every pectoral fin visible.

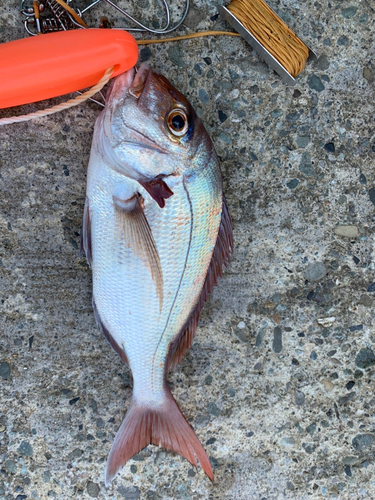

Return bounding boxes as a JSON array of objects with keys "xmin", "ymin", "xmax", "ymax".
[
  {"xmin": 139, "ymin": 178, "xmax": 173, "ymax": 208},
  {"xmin": 114, "ymin": 193, "xmax": 163, "ymax": 309}
]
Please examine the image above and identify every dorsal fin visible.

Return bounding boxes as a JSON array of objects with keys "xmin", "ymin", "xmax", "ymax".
[{"xmin": 167, "ymin": 197, "xmax": 233, "ymax": 370}]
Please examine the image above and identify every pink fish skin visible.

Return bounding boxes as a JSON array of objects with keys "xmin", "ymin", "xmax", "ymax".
[{"xmin": 81, "ymin": 63, "xmax": 233, "ymax": 485}]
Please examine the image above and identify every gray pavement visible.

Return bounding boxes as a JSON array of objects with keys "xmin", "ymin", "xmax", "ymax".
[{"xmin": 1, "ymin": 1, "xmax": 375, "ymax": 498}]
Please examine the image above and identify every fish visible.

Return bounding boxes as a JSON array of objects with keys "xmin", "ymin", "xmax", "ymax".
[{"xmin": 81, "ymin": 63, "xmax": 233, "ymax": 485}]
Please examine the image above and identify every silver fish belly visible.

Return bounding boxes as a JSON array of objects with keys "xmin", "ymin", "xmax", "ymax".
[{"xmin": 81, "ymin": 64, "xmax": 233, "ymax": 485}]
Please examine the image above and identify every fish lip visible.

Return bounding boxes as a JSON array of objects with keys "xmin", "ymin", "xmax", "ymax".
[
  {"xmin": 106, "ymin": 67, "xmax": 135, "ymax": 102},
  {"xmin": 120, "ymin": 140, "xmax": 167, "ymax": 154},
  {"xmin": 128, "ymin": 63, "xmax": 151, "ymax": 99},
  {"xmin": 104, "ymin": 63, "xmax": 150, "ymax": 104}
]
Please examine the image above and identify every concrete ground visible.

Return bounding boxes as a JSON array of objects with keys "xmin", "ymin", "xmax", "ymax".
[{"xmin": 1, "ymin": 0, "xmax": 375, "ymax": 499}]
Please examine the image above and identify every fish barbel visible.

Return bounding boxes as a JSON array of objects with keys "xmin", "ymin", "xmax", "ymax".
[{"xmin": 81, "ymin": 63, "xmax": 233, "ymax": 485}]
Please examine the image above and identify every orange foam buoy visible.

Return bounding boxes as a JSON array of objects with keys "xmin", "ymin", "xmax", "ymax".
[{"xmin": 0, "ymin": 29, "xmax": 139, "ymax": 109}]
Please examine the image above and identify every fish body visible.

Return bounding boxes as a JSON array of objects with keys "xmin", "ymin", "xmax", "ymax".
[{"xmin": 82, "ymin": 64, "xmax": 232, "ymax": 484}]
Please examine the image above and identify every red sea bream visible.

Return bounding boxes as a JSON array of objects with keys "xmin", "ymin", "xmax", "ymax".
[{"xmin": 81, "ymin": 64, "xmax": 233, "ymax": 485}]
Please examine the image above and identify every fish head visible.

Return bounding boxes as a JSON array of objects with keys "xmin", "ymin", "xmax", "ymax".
[{"xmin": 99, "ymin": 63, "xmax": 213, "ymax": 182}]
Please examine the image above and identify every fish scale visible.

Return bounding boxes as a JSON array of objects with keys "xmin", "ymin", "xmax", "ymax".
[
  {"xmin": 91, "ymin": 173, "xmax": 221, "ymax": 396},
  {"xmin": 82, "ymin": 63, "xmax": 232, "ymax": 485}
]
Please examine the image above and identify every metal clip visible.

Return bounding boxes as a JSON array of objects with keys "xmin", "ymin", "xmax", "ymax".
[
  {"xmin": 81, "ymin": 0, "xmax": 189, "ymax": 34},
  {"xmin": 21, "ymin": 0, "xmax": 85, "ymax": 36},
  {"xmin": 22, "ymin": 0, "xmax": 190, "ymax": 36}
]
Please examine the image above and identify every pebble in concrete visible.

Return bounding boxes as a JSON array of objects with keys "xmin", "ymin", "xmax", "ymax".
[
  {"xmin": 272, "ymin": 327, "xmax": 282, "ymax": 353},
  {"xmin": 352, "ymin": 434, "xmax": 375, "ymax": 451},
  {"xmin": 334, "ymin": 225, "xmax": 359, "ymax": 238},
  {"xmin": 86, "ymin": 482, "xmax": 100, "ymax": 498},
  {"xmin": 304, "ymin": 262, "xmax": 327, "ymax": 282},
  {"xmin": 17, "ymin": 441, "xmax": 33, "ymax": 457},
  {"xmin": 355, "ymin": 348, "xmax": 375, "ymax": 369},
  {"xmin": 0, "ymin": 361, "xmax": 11, "ymax": 380}
]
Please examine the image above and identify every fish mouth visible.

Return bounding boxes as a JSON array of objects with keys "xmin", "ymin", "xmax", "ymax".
[
  {"xmin": 105, "ymin": 66, "xmax": 135, "ymax": 102},
  {"xmin": 105, "ymin": 63, "xmax": 150, "ymax": 103},
  {"xmin": 105, "ymin": 64, "xmax": 167, "ymax": 153},
  {"xmin": 129, "ymin": 63, "xmax": 151, "ymax": 99},
  {"xmin": 120, "ymin": 125, "xmax": 168, "ymax": 154}
]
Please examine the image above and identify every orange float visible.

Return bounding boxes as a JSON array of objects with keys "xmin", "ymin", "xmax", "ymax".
[{"xmin": 0, "ymin": 29, "xmax": 139, "ymax": 109}]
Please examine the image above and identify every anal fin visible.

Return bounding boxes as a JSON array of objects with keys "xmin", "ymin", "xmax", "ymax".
[
  {"xmin": 167, "ymin": 196, "xmax": 233, "ymax": 370},
  {"xmin": 92, "ymin": 299, "xmax": 129, "ymax": 364}
]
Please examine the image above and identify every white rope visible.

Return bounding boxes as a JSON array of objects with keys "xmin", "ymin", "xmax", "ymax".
[{"xmin": 0, "ymin": 66, "xmax": 114, "ymax": 126}]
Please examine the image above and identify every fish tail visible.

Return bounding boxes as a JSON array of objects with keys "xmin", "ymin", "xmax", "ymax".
[{"xmin": 105, "ymin": 387, "xmax": 213, "ymax": 486}]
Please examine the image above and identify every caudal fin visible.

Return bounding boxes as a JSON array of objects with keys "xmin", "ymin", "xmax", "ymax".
[{"xmin": 105, "ymin": 388, "xmax": 213, "ymax": 485}]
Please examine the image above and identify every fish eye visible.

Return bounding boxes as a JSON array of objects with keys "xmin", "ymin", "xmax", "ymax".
[{"xmin": 166, "ymin": 109, "xmax": 189, "ymax": 137}]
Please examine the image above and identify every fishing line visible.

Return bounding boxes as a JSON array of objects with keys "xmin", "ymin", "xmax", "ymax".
[
  {"xmin": 226, "ymin": 0, "xmax": 309, "ymax": 77},
  {"xmin": 137, "ymin": 30, "xmax": 240, "ymax": 45}
]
